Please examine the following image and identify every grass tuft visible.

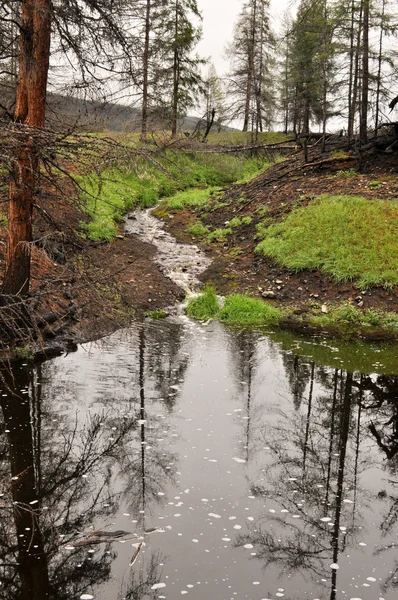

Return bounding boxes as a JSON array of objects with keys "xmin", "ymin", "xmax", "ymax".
[
  {"xmin": 186, "ymin": 287, "xmax": 220, "ymax": 320},
  {"xmin": 218, "ymin": 294, "xmax": 282, "ymax": 326},
  {"xmin": 165, "ymin": 188, "xmax": 217, "ymax": 210},
  {"xmin": 256, "ymin": 194, "xmax": 398, "ymax": 288},
  {"xmin": 187, "ymin": 222, "xmax": 209, "ymax": 237}
]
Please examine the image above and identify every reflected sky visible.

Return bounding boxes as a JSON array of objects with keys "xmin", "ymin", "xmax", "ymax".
[{"xmin": 0, "ymin": 318, "xmax": 397, "ymax": 600}]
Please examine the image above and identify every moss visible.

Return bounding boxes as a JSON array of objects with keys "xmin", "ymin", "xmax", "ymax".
[
  {"xmin": 187, "ymin": 222, "xmax": 209, "ymax": 237},
  {"xmin": 144, "ymin": 309, "xmax": 167, "ymax": 319}
]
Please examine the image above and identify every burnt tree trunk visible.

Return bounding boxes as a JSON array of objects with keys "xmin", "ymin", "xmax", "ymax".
[{"xmin": 2, "ymin": 0, "xmax": 51, "ymax": 296}]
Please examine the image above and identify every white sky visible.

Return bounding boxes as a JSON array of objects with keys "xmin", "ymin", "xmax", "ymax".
[{"xmin": 197, "ymin": 0, "xmax": 296, "ymax": 76}]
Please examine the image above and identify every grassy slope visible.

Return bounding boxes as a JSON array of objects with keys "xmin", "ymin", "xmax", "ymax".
[
  {"xmin": 256, "ymin": 194, "xmax": 398, "ymax": 288},
  {"xmin": 78, "ymin": 145, "xmax": 274, "ymax": 241}
]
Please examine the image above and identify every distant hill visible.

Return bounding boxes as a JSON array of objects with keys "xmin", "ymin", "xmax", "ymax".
[{"xmin": 0, "ymin": 86, "xmax": 235, "ymax": 133}]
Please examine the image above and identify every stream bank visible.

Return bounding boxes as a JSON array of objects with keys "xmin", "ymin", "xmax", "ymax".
[{"xmin": 152, "ymin": 149, "xmax": 398, "ymax": 341}]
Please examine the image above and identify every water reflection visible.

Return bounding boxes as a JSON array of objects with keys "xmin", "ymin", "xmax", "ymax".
[
  {"xmin": 0, "ymin": 320, "xmax": 397, "ymax": 599},
  {"xmin": 238, "ymin": 363, "xmax": 398, "ymax": 599}
]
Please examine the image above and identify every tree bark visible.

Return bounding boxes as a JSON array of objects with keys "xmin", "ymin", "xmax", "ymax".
[
  {"xmin": 2, "ymin": 0, "xmax": 51, "ymax": 296},
  {"xmin": 171, "ymin": 0, "xmax": 179, "ymax": 138},
  {"xmin": 141, "ymin": 0, "xmax": 151, "ymax": 141},
  {"xmin": 374, "ymin": 0, "xmax": 386, "ymax": 136},
  {"xmin": 243, "ymin": 0, "xmax": 257, "ymax": 132},
  {"xmin": 360, "ymin": 0, "xmax": 369, "ymax": 144}
]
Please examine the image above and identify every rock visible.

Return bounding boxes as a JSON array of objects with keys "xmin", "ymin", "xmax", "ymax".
[
  {"xmin": 297, "ymin": 286, "xmax": 303, "ymax": 291},
  {"xmin": 262, "ymin": 290, "xmax": 275, "ymax": 298},
  {"xmin": 321, "ymin": 304, "xmax": 328, "ymax": 314},
  {"xmin": 275, "ymin": 279, "xmax": 283, "ymax": 284}
]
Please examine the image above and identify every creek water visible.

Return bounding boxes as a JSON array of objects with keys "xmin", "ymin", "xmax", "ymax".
[
  {"xmin": 1, "ymin": 210, "xmax": 398, "ymax": 600},
  {"xmin": 125, "ymin": 210, "xmax": 211, "ymax": 291},
  {"xmin": 1, "ymin": 319, "xmax": 398, "ymax": 600}
]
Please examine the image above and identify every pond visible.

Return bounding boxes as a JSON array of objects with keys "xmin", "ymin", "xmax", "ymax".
[{"xmin": 1, "ymin": 317, "xmax": 397, "ymax": 600}]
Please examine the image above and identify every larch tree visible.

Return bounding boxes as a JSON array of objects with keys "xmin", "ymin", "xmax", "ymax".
[
  {"xmin": 150, "ymin": 0, "xmax": 204, "ymax": 137},
  {"xmin": 226, "ymin": 0, "xmax": 275, "ymax": 136},
  {"xmin": 286, "ymin": 0, "xmax": 336, "ymax": 135},
  {"xmin": 202, "ymin": 64, "xmax": 228, "ymax": 135}
]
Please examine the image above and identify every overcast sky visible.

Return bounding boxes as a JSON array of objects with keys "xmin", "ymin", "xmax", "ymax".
[{"xmin": 196, "ymin": 0, "xmax": 296, "ymax": 76}]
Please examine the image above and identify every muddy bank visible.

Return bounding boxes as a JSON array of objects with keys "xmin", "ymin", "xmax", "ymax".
[{"xmin": 0, "ymin": 226, "xmax": 184, "ymax": 359}]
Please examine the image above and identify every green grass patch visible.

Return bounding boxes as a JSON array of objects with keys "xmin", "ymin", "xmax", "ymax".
[
  {"xmin": 206, "ymin": 215, "xmax": 253, "ymax": 244},
  {"xmin": 335, "ymin": 168, "xmax": 359, "ymax": 178},
  {"xmin": 165, "ymin": 188, "xmax": 217, "ymax": 210},
  {"xmin": 309, "ymin": 302, "xmax": 398, "ymax": 333},
  {"xmin": 218, "ymin": 294, "xmax": 282, "ymax": 326},
  {"xmin": 256, "ymin": 194, "xmax": 398, "ymax": 288},
  {"xmin": 206, "ymin": 131, "xmax": 289, "ymax": 146},
  {"xmin": 369, "ymin": 180, "xmax": 381, "ymax": 189},
  {"xmin": 78, "ymin": 146, "xmax": 276, "ymax": 241},
  {"xmin": 186, "ymin": 290, "xmax": 282, "ymax": 327},
  {"xmin": 186, "ymin": 287, "xmax": 220, "ymax": 320},
  {"xmin": 144, "ymin": 309, "xmax": 168, "ymax": 319},
  {"xmin": 187, "ymin": 222, "xmax": 209, "ymax": 237},
  {"xmin": 207, "ymin": 227, "xmax": 233, "ymax": 242},
  {"xmin": 76, "ymin": 170, "xmax": 136, "ymax": 241}
]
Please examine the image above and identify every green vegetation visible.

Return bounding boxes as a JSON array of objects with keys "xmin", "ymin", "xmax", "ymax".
[
  {"xmin": 206, "ymin": 131, "xmax": 289, "ymax": 146},
  {"xmin": 186, "ymin": 288, "xmax": 282, "ymax": 327},
  {"xmin": 369, "ymin": 180, "xmax": 381, "ymax": 189},
  {"xmin": 79, "ymin": 149, "xmax": 273, "ymax": 241},
  {"xmin": 187, "ymin": 222, "xmax": 209, "ymax": 237},
  {"xmin": 218, "ymin": 294, "xmax": 282, "ymax": 326},
  {"xmin": 165, "ymin": 188, "xmax": 217, "ymax": 210},
  {"xmin": 144, "ymin": 308, "xmax": 168, "ymax": 319},
  {"xmin": 207, "ymin": 227, "xmax": 233, "ymax": 242},
  {"xmin": 335, "ymin": 168, "xmax": 359, "ymax": 178},
  {"xmin": 256, "ymin": 194, "xmax": 398, "ymax": 288},
  {"xmin": 186, "ymin": 287, "xmax": 220, "ymax": 320},
  {"xmin": 206, "ymin": 215, "xmax": 252, "ymax": 244},
  {"xmin": 0, "ymin": 208, "xmax": 8, "ymax": 228},
  {"xmin": 330, "ymin": 150, "xmax": 349, "ymax": 159},
  {"xmin": 13, "ymin": 344, "xmax": 34, "ymax": 360},
  {"xmin": 308, "ymin": 302, "xmax": 398, "ymax": 333},
  {"xmin": 76, "ymin": 171, "xmax": 136, "ymax": 241}
]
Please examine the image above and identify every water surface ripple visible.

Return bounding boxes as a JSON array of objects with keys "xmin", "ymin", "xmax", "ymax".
[{"xmin": 0, "ymin": 319, "xmax": 397, "ymax": 600}]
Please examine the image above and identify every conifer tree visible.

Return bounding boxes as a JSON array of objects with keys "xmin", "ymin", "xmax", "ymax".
[
  {"xmin": 202, "ymin": 64, "xmax": 228, "ymax": 133},
  {"xmin": 226, "ymin": 0, "xmax": 275, "ymax": 135},
  {"xmin": 151, "ymin": 0, "xmax": 204, "ymax": 136},
  {"xmin": 287, "ymin": 0, "xmax": 336, "ymax": 135}
]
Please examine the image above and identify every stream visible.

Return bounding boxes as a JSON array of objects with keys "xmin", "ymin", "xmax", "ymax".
[{"xmin": 0, "ymin": 209, "xmax": 397, "ymax": 600}]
